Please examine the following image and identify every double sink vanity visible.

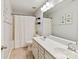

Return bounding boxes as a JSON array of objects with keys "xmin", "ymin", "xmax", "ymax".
[{"xmin": 32, "ymin": 35, "xmax": 78, "ymax": 59}]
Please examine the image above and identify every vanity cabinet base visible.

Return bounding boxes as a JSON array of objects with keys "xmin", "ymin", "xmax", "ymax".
[{"xmin": 32, "ymin": 39, "xmax": 55, "ymax": 59}]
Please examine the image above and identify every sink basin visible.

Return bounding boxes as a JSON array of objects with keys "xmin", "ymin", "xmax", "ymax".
[
  {"xmin": 39, "ymin": 36, "xmax": 47, "ymax": 41},
  {"xmin": 54, "ymin": 48, "xmax": 78, "ymax": 59}
]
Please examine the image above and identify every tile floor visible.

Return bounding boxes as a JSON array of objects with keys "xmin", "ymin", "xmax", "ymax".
[{"xmin": 9, "ymin": 47, "xmax": 34, "ymax": 59}]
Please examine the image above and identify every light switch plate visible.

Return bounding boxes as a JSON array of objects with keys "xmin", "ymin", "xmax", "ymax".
[{"xmin": 65, "ymin": 13, "xmax": 72, "ymax": 24}]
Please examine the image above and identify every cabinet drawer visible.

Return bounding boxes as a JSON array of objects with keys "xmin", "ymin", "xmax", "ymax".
[
  {"xmin": 32, "ymin": 40, "xmax": 38, "ymax": 48},
  {"xmin": 45, "ymin": 51, "xmax": 55, "ymax": 59},
  {"xmin": 32, "ymin": 43, "xmax": 39, "ymax": 59}
]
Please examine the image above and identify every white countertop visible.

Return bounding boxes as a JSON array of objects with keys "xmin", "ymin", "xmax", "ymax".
[{"xmin": 33, "ymin": 36, "xmax": 78, "ymax": 59}]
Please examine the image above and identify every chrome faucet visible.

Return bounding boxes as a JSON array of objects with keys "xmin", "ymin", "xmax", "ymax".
[
  {"xmin": 68, "ymin": 43, "xmax": 77, "ymax": 53},
  {"xmin": 44, "ymin": 36, "xmax": 46, "ymax": 38}
]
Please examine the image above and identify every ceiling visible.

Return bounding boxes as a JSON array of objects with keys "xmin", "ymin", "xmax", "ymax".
[{"xmin": 11, "ymin": 0, "xmax": 47, "ymax": 16}]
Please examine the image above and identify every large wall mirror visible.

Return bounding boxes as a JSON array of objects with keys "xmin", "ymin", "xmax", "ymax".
[{"xmin": 43, "ymin": 0, "xmax": 78, "ymax": 42}]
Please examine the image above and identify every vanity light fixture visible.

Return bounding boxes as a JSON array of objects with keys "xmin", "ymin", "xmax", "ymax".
[
  {"xmin": 41, "ymin": 0, "xmax": 63, "ymax": 12},
  {"xmin": 41, "ymin": 2, "xmax": 54, "ymax": 12}
]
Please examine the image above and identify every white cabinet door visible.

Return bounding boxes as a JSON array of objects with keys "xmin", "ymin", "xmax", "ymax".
[
  {"xmin": 39, "ymin": 46, "xmax": 45, "ymax": 59},
  {"xmin": 39, "ymin": 51, "xmax": 44, "ymax": 59},
  {"xmin": 34, "ymin": 47, "xmax": 38, "ymax": 59},
  {"xmin": 45, "ymin": 51, "xmax": 55, "ymax": 59},
  {"xmin": 32, "ymin": 40, "xmax": 39, "ymax": 59},
  {"xmin": 32, "ymin": 46, "xmax": 38, "ymax": 59}
]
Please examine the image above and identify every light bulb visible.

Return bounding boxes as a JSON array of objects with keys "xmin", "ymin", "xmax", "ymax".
[{"xmin": 46, "ymin": 2, "xmax": 50, "ymax": 7}]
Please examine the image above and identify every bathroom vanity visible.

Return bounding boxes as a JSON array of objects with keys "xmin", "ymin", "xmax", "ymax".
[{"xmin": 32, "ymin": 35, "xmax": 77, "ymax": 59}]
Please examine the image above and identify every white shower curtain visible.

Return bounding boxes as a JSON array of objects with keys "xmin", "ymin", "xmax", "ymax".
[{"xmin": 14, "ymin": 15, "xmax": 35, "ymax": 48}]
